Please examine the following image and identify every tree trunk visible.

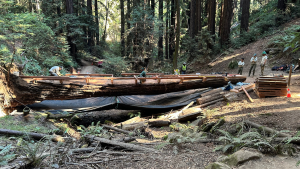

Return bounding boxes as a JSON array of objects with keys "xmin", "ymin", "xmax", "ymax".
[
  {"xmin": 126, "ymin": 0, "xmax": 131, "ymax": 58},
  {"xmin": 81, "ymin": 0, "xmax": 87, "ymax": 47},
  {"xmin": 189, "ymin": 0, "xmax": 196, "ymax": 38},
  {"xmin": 240, "ymin": 0, "xmax": 250, "ymax": 33},
  {"xmin": 219, "ymin": 0, "xmax": 233, "ymax": 47},
  {"xmin": 165, "ymin": 0, "xmax": 169, "ymax": 59},
  {"xmin": 169, "ymin": 0, "xmax": 175, "ymax": 60},
  {"xmin": 65, "ymin": 0, "xmax": 78, "ymax": 63},
  {"xmin": 121, "ymin": 0, "xmax": 125, "ymax": 57},
  {"xmin": 207, "ymin": 0, "xmax": 216, "ymax": 37},
  {"xmin": 173, "ymin": 0, "xmax": 180, "ymax": 70},
  {"xmin": 158, "ymin": 0, "xmax": 163, "ymax": 60},
  {"xmin": 197, "ymin": 0, "xmax": 202, "ymax": 34},
  {"xmin": 102, "ymin": 0, "xmax": 109, "ymax": 41},
  {"xmin": 87, "ymin": 0, "xmax": 94, "ymax": 49},
  {"xmin": 277, "ymin": 0, "xmax": 286, "ymax": 11},
  {"xmin": 95, "ymin": 0, "xmax": 100, "ymax": 45}
]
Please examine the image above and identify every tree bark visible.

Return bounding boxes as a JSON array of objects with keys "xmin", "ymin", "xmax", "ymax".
[
  {"xmin": 165, "ymin": 0, "xmax": 169, "ymax": 59},
  {"xmin": 65, "ymin": 0, "xmax": 78, "ymax": 63},
  {"xmin": 189, "ymin": 0, "xmax": 196, "ymax": 38},
  {"xmin": 95, "ymin": 0, "xmax": 100, "ymax": 45},
  {"xmin": 102, "ymin": 0, "xmax": 109, "ymax": 41},
  {"xmin": 197, "ymin": 0, "xmax": 202, "ymax": 34},
  {"xmin": 148, "ymin": 119, "xmax": 170, "ymax": 127},
  {"xmin": 169, "ymin": 0, "xmax": 175, "ymax": 60},
  {"xmin": 277, "ymin": 0, "xmax": 286, "ymax": 11},
  {"xmin": 158, "ymin": 0, "xmax": 163, "ymax": 60},
  {"xmin": 126, "ymin": 0, "xmax": 131, "ymax": 58},
  {"xmin": 219, "ymin": 0, "xmax": 233, "ymax": 47},
  {"xmin": 196, "ymin": 94, "xmax": 223, "ymax": 105},
  {"xmin": 173, "ymin": 0, "xmax": 180, "ymax": 70},
  {"xmin": 240, "ymin": 0, "xmax": 250, "ymax": 33},
  {"xmin": 208, "ymin": 0, "xmax": 216, "ymax": 42},
  {"xmin": 87, "ymin": 0, "xmax": 94, "ymax": 49},
  {"xmin": 121, "ymin": 0, "xmax": 125, "ymax": 57}
]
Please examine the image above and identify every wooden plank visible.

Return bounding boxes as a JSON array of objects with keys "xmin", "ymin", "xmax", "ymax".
[
  {"xmin": 66, "ymin": 74, "xmax": 113, "ymax": 77},
  {"xmin": 242, "ymin": 86, "xmax": 254, "ymax": 102}
]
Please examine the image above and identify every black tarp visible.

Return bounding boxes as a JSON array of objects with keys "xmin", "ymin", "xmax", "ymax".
[{"xmin": 27, "ymin": 88, "xmax": 212, "ymax": 113}]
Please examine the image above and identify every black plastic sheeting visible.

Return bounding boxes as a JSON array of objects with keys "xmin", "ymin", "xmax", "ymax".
[{"xmin": 27, "ymin": 88, "xmax": 212, "ymax": 113}]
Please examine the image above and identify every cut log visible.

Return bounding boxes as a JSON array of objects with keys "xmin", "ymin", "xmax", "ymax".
[
  {"xmin": 200, "ymin": 88, "xmax": 223, "ymax": 97},
  {"xmin": 122, "ymin": 122, "xmax": 148, "ymax": 131},
  {"xmin": 197, "ymin": 94, "xmax": 223, "ymax": 105},
  {"xmin": 72, "ymin": 110, "xmax": 140, "ymax": 126},
  {"xmin": 242, "ymin": 86, "xmax": 254, "ymax": 102},
  {"xmin": 168, "ymin": 101, "xmax": 194, "ymax": 120},
  {"xmin": 114, "ymin": 116, "xmax": 147, "ymax": 128},
  {"xmin": 244, "ymin": 120, "xmax": 291, "ymax": 137},
  {"xmin": 86, "ymin": 135, "xmax": 158, "ymax": 152},
  {"xmin": 0, "ymin": 129, "xmax": 66, "ymax": 142},
  {"xmin": 148, "ymin": 119, "xmax": 170, "ymax": 127},
  {"xmin": 101, "ymin": 124, "xmax": 132, "ymax": 135},
  {"xmin": 224, "ymin": 92, "xmax": 241, "ymax": 102},
  {"xmin": 192, "ymin": 98, "xmax": 224, "ymax": 109},
  {"xmin": 178, "ymin": 111, "xmax": 203, "ymax": 122}
]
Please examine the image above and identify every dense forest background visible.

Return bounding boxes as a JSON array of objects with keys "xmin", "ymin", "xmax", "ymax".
[{"xmin": 1, "ymin": 0, "xmax": 300, "ymax": 76}]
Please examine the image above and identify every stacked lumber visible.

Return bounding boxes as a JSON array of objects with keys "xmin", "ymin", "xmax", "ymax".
[
  {"xmin": 254, "ymin": 76, "xmax": 287, "ymax": 98},
  {"xmin": 197, "ymin": 88, "xmax": 224, "ymax": 106}
]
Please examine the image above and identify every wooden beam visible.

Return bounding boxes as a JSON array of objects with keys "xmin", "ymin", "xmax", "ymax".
[
  {"xmin": 242, "ymin": 86, "xmax": 254, "ymax": 102},
  {"xmin": 288, "ymin": 65, "xmax": 292, "ymax": 87},
  {"xmin": 66, "ymin": 74, "xmax": 114, "ymax": 77}
]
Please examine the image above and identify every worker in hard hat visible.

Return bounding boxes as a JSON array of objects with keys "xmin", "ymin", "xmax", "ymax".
[
  {"xmin": 138, "ymin": 67, "xmax": 146, "ymax": 84},
  {"xmin": 181, "ymin": 62, "xmax": 187, "ymax": 74},
  {"xmin": 49, "ymin": 66, "xmax": 63, "ymax": 76},
  {"xmin": 260, "ymin": 51, "xmax": 268, "ymax": 76},
  {"xmin": 248, "ymin": 53, "xmax": 257, "ymax": 77}
]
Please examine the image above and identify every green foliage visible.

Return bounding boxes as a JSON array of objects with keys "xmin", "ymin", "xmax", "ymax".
[
  {"xmin": 0, "ymin": 144, "xmax": 15, "ymax": 166},
  {"xmin": 78, "ymin": 121, "xmax": 108, "ymax": 137},
  {"xmin": 102, "ymin": 54, "xmax": 129, "ymax": 76},
  {"xmin": 17, "ymin": 137, "xmax": 51, "ymax": 167},
  {"xmin": 228, "ymin": 60, "xmax": 238, "ymax": 69},
  {"xmin": 167, "ymin": 123, "xmax": 206, "ymax": 144},
  {"xmin": 215, "ymin": 123, "xmax": 296, "ymax": 155},
  {"xmin": 0, "ymin": 115, "xmax": 50, "ymax": 134},
  {"xmin": 128, "ymin": 112, "xmax": 141, "ymax": 118}
]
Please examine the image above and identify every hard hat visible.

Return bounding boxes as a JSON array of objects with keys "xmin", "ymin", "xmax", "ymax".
[
  {"xmin": 183, "ymin": 62, "xmax": 186, "ymax": 65},
  {"xmin": 253, "ymin": 53, "xmax": 257, "ymax": 56},
  {"xmin": 262, "ymin": 51, "xmax": 267, "ymax": 55}
]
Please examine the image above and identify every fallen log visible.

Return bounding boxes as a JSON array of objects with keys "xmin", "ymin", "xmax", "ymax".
[
  {"xmin": 114, "ymin": 116, "xmax": 147, "ymax": 128},
  {"xmin": 122, "ymin": 122, "xmax": 148, "ymax": 131},
  {"xmin": 148, "ymin": 119, "xmax": 170, "ymax": 127},
  {"xmin": 72, "ymin": 110, "xmax": 141, "ymax": 126},
  {"xmin": 0, "ymin": 129, "xmax": 66, "ymax": 142},
  {"xmin": 178, "ymin": 111, "xmax": 203, "ymax": 122},
  {"xmin": 244, "ymin": 120, "xmax": 291, "ymax": 137},
  {"xmin": 197, "ymin": 94, "xmax": 223, "ymax": 105},
  {"xmin": 101, "ymin": 124, "xmax": 132, "ymax": 135},
  {"xmin": 86, "ymin": 135, "xmax": 158, "ymax": 152},
  {"xmin": 168, "ymin": 101, "xmax": 194, "ymax": 120},
  {"xmin": 200, "ymin": 88, "xmax": 222, "ymax": 97},
  {"xmin": 193, "ymin": 98, "xmax": 224, "ymax": 109}
]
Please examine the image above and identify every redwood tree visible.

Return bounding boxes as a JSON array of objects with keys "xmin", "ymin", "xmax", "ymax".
[
  {"xmin": 240, "ymin": 0, "xmax": 250, "ymax": 33},
  {"xmin": 219, "ymin": 0, "xmax": 233, "ymax": 47},
  {"xmin": 208, "ymin": 0, "xmax": 216, "ymax": 39},
  {"xmin": 277, "ymin": 0, "xmax": 286, "ymax": 11},
  {"xmin": 121, "ymin": 0, "xmax": 125, "ymax": 57},
  {"xmin": 158, "ymin": 0, "xmax": 163, "ymax": 60}
]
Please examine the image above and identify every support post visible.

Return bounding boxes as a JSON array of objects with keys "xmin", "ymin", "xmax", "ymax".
[{"xmin": 288, "ymin": 65, "xmax": 292, "ymax": 87}]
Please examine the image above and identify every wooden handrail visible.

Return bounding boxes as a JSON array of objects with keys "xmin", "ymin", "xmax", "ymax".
[
  {"xmin": 121, "ymin": 73, "xmax": 164, "ymax": 76},
  {"xmin": 66, "ymin": 74, "xmax": 113, "ymax": 77}
]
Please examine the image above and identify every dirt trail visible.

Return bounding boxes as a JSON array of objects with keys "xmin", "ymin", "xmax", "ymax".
[
  {"xmin": 80, "ymin": 59, "xmax": 97, "ymax": 74},
  {"xmin": 194, "ymin": 17, "xmax": 300, "ymax": 78}
]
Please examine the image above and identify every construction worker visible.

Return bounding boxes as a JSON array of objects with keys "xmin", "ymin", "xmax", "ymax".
[
  {"xmin": 260, "ymin": 51, "xmax": 268, "ymax": 76},
  {"xmin": 138, "ymin": 67, "xmax": 146, "ymax": 83},
  {"xmin": 237, "ymin": 58, "xmax": 245, "ymax": 75},
  {"xmin": 49, "ymin": 66, "xmax": 63, "ymax": 76},
  {"xmin": 249, "ymin": 53, "xmax": 257, "ymax": 77},
  {"xmin": 181, "ymin": 62, "xmax": 187, "ymax": 74}
]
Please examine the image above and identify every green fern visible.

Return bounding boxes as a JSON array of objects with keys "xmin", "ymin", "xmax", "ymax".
[
  {"xmin": 0, "ymin": 145, "xmax": 16, "ymax": 166},
  {"xmin": 78, "ymin": 121, "xmax": 108, "ymax": 137}
]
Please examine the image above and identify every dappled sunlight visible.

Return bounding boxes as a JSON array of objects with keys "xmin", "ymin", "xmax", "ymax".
[{"xmin": 210, "ymin": 51, "xmax": 250, "ymax": 67}]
